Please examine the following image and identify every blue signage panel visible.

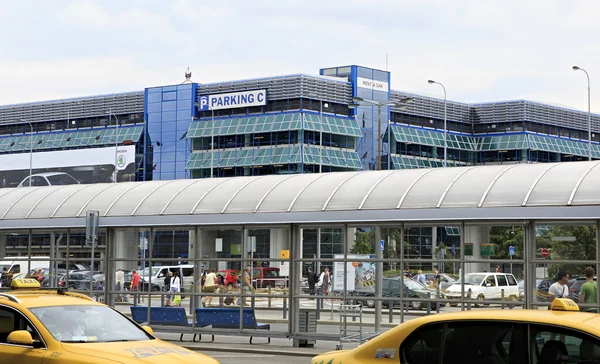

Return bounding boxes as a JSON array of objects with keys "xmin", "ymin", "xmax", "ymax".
[
  {"xmin": 509, "ymin": 245, "xmax": 515, "ymax": 256},
  {"xmin": 380, "ymin": 239, "xmax": 384, "ymax": 251},
  {"xmin": 198, "ymin": 89, "xmax": 267, "ymax": 111}
]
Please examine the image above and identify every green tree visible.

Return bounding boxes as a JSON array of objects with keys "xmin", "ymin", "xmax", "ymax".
[
  {"xmin": 539, "ymin": 225, "xmax": 596, "ymax": 278},
  {"xmin": 489, "ymin": 226, "xmax": 524, "ymax": 259}
]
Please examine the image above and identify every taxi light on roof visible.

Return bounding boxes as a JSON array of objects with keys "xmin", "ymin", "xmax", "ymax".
[
  {"xmin": 10, "ymin": 278, "xmax": 41, "ymax": 289},
  {"xmin": 550, "ymin": 298, "xmax": 580, "ymax": 311}
]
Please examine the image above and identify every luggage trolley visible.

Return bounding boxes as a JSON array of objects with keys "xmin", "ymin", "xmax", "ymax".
[{"xmin": 336, "ymin": 304, "xmax": 376, "ymax": 350}]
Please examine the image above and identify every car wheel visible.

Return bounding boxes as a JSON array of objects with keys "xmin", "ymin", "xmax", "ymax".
[
  {"xmin": 411, "ymin": 296, "xmax": 422, "ymax": 310},
  {"xmin": 449, "ymin": 303, "xmax": 458, "ymax": 307},
  {"xmin": 508, "ymin": 295, "xmax": 517, "ymax": 302},
  {"xmin": 365, "ymin": 297, "xmax": 375, "ymax": 308},
  {"xmin": 475, "ymin": 294, "xmax": 485, "ymax": 307},
  {"xmin": 151, "ymin": 285, "xmax": 160, "ymax": 292}
]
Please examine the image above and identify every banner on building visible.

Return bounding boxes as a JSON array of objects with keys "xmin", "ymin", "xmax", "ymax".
[
  {"xmin": 0, "ymin": 145, "xmax": 136, "ymax": 188},
  {"xmin": 198, "ymin": 89, "xmax": 267, "ymax": 111}
]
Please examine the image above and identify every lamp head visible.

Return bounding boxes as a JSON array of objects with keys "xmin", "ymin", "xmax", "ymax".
[
  {"xmin": 427, "ymin": 80, "xmax": 436, "ymax": 84},
  {"xmin": 573, "ymin": 66, "xmax": 580, "ymax": 70},
  {"xmin": 348, "ymin": 103, "xmax": 360, "ymax": 109},
  {"xmin": 352, "ymin": 96, "xmax": 364, "ymax": 102}
]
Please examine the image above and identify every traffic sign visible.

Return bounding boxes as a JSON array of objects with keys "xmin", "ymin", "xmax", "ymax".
[
  {"xmin": 541, "ymin": 248, "xmax": 550, "ymax": 258},
  {"xmin": 451, "ymin": 244, "xmax": 456, "ymax": 258},
  {"xmin": 509, "ymin": 245, "xmax": 515, "ymax": 256},
  {"xmin": 380, "ymin": 240, "xmax": 385, "ymax": 251}
]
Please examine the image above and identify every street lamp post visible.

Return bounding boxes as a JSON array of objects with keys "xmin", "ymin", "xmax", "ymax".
[
  {"xmin": 20, "ymin": 119, "xmax": 34, "ymax": 186},
  {"xmin": 351, "ymin": 97, "xmax": 413, "ymax": 170},
  {"xmin": 573, "ymin": 66, "xmax": 592, "ymax": 161},
  {"xmin": 428, "ymin": 80, "xmax": 447, "ymax": 167},
  {"xmin": 109, "ymin": 109, "xmax": 119, "ymax": 183},
  {"xmin": 210, "ymin": 107, "xmax": 215, "ymax": 178}
]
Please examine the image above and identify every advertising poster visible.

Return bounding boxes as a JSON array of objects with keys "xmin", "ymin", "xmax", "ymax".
[
  {"xmin": 0, "ymin": 146, "xmax": 135, "ymax": 188},
  {"xmin": 333, "ymin": 254, "xmax": 375, "ymax": 292}
]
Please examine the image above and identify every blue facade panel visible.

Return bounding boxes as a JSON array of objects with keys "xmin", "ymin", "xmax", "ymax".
[{"xmin": 144, "ymin": 83, "xmax": 197, "ymax": 181}]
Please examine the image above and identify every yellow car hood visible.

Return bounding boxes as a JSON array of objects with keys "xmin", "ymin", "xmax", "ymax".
[{"xmin": 62, "ymin": 340, "xmax": 219, "ymax": 364}]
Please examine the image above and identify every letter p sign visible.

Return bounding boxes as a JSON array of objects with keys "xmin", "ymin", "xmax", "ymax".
[{"xmin": 199, "ymin": 96, "xmax": 209, "ymax": 111}]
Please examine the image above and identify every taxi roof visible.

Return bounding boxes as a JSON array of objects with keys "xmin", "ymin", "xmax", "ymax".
[
  {"xmin": 0, "ymin": 289, "xmax": 102, "ymax": 308},
  {"xmin": 390, "ymin": 309, "xmax": 600, "ymax": 335}
]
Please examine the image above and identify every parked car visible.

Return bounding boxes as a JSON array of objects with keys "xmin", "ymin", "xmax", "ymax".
[
  {"xmin": 123, "ymin": 272, "xmax": 161, "ymax": 292},
  {"xmin": 445, "ymin": 272, "xmax": 519, "ymax": 306},
  {"xmin": 356, "ymin": 277, "xmax": 446, "ymax": 310},
  {"xmin": 139, "ymin": 265, "xmax": 195, "ymax": 292},
  {"xmin": 252, "ymin": 267, "xmax": 284, "ymax": 288},
  {"xmin": 217, "ymin": 269, "xmax": 240, "ymax": 289},
  {"xmin": 58, "ymin": 271, "xmax": 102, "ymax": 290},
  {"xmin": 411, "ymin": 272, "xmax": 458, "ymax": 291},
  {"xmin": 17, "ymin": 172, "xmax": 80, "ymax": 187}
]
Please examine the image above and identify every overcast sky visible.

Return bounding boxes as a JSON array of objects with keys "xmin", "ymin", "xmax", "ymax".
[{"xmin": 1, "ymin": 1, "xmax": 599, "ymax": 113}]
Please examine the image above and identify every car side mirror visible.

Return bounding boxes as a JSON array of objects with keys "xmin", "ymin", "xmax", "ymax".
[
  {"xmin": 141, "ymin": 325, "xmax": 154, "ymax": 336},
  {"xmin": 7, "ymin": 330, "xmax": 34, "ymax": 346}
]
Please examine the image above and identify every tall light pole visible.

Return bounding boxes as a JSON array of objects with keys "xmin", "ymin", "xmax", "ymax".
[
  {"xmin": 109, "ymin": 109, "xmax": 119, "ymax": 183},
  {"xmin": 351, "ymin": 96, "xmax": 413, "ymax": 170},
  {"xmin": 20, "ymin": 119, "xmax": 34, "ymax": 186},
  {"xmin": 210, "ymin": 107, "xmax": 215, "ymax": 178},
  {"xmin": 573, "ymin": 66, "xmax": 592, "ymax": 161},
  {"xmin": 428, "ymin": 80, "xmax": 447, "ymax": 167}
]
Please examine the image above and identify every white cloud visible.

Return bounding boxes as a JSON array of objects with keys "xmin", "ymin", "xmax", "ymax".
[{"xmin": 0, "ymin": 0, "xmax": 599, "ymax": 113}]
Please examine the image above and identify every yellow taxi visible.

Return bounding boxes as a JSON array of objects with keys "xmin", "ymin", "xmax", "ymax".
[
  {"xmin": 0, "ymin": 278, "xmax": 219, "ymax": 364},
  {"xmin": 313, "ymin": 299, "xmax": 600, "ymax": 364}
]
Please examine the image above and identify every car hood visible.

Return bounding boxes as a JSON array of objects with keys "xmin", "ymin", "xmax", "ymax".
[{"xmin": 62, "ymin": 340, "xmax": 219, "ymax": 364}]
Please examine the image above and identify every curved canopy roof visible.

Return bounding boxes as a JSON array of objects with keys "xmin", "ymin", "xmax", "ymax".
[{"xmin": 1, "ymin": 161, "xmax": 599, "ymax": 228}]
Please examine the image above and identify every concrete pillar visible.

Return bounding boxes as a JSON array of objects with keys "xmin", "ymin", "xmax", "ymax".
[
  {"xmin": 375, "ymin": 226, "xmax": 382, "ymax": 333},
  {"xmin": 113, "ymin": 229, "xmax": 138, "ymax": 271},
  {"xmin": 346, "ymin": 227, "xmax": 355, "ymax": 254},
  {"xmin": 192, "ymin": 228, "xmax": 203, "ymax": 312},
  {"xmin": 431, "ymin": 227, "xmax": 438, "ymax": 269},
  {"xmin": 269, "ymin": 228, "xmax": 290, "ymax": 270},
  {"xmin": 199, "ymin": 230, "xmax": 217, "ymax": 270},
  {"xmin": 463, "ymin": 225, "xmax": 489, "ymax": 273},
  {"xmin": 0, "ymin": 233, "xmax": 6, "ymax": 259}
]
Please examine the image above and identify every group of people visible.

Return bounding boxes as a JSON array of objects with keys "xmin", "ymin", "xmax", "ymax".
[
  {"xmin": 305, "ymin": 267, "xmax": 332, "ymax": 295},
  {"xmin": 549, "ymin": 268, "xmax": 598, "ymax": 312},
  {"xmin": 197, "ymin": 265, "xmax": 253, "ymax": 307},
  {"xmin": 114, "ymin": 268, "xmax": 142, "ymax": 303}
]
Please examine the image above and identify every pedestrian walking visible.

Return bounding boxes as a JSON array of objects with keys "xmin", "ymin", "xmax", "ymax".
[
  {"xmin": 202, "ymin": 269, "xmax": 217, "ymax": 307},
  {"xmin": 579, "ymin": 267, "xmax": 598, "ymax": 312}
]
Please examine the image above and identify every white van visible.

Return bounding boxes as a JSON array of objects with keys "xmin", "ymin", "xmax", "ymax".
[
  {"xmin": 0, "ymin": 257, "xmax": 50, "ymax": 275},
  {"xmin": 139, "ymin": 265, "xmax": 195, "ymax": 292},
  {"xmin": 445, "ymin": 272, "xmax": 519, "ymax": 305}
]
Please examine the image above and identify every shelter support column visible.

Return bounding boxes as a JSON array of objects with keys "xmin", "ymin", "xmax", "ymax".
[
  {"xmin": 524, "ymin": 221, "xmax": 536, "ymax": 310},
  {"xmin": 374, "ymin": 225, "xmax": 382, "ymax": 334},
  {"xmin": 463, "ymin": 225, "xmax": 488, "ymax": 273},
  {"xmin": 289, "ymin": 224, "xmax": 302, "ymax": 337},
  {"xmin": 269, "ymin": 228, "xmax": 289, "ymax": 270},
  {"xmin": 0, "ymin": 233, "xmax": 5, "ymax": 260},
  {"xmin": 191, "ymin": 228, "xmax": 203, "ymax": 312}
]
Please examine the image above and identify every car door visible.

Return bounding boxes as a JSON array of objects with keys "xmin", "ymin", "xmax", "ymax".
[
  {"xmin": 400, "ymin": 320, "xmax": 527, "ymax": 364},
  {"xmin": 0, "ymin": 306, "xmax": 46, "ymax": 364}
]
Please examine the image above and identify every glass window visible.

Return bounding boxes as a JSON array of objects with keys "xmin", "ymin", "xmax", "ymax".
[
  {"xmin": 485, "ymin": 275, "xmax": 497, "ymax": 287},
  {"xmin": 0, "ymin": 306, "xmax": 43, "ymax": 345},
  {"xmin": 497, "ymin": 275, "xmax": 508, "ymax": 286},
  {"xmin": 401, "ymin": 323, "xmax": 444, "ymax": 363},
  {"xmin": 181, "ymin": 268, "xmax": 194, "ymax": 277},
  {"xmin": 531, "ymin": 324, "xmax": 600, "ymax": 363},
  {"xmin": 507, "ymin": 275, "xmax": 517, "ymax": 286}
]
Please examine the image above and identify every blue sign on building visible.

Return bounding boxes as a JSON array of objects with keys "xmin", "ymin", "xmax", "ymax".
[
  {"xmin": 198, "ymin": 89, "xmax": 267, "ymax": 111},
  {"xmin": 509, "ymin": 245, "xmax": 515, "ymax": 256}
]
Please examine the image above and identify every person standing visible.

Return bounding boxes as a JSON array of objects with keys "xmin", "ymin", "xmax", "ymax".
[
  {"xmin": 115, "ymin": 268, "xmax": 125, "ymax": 302},
  {"xmin": 579, "ymin": 267, "xmax": 598, "ymax": 312},
  {"xmin": 416, "ymin": 270, "xmax": 426, "ymax": 286},
  {"xmin": 317, "ymin": 267, "xmax": 331, "ymax": 295},
  {"xmin": 164, "ymin": 270, "xmax": 172, "ymax": 306},
  {"xmin": 202, "ymin": 269, "xmax": 217, "ymax": 307},
  {"xmin": 432, "ymin": 269, "xmax": 441, "ymax": 289},
  {"xmin": 170, "ymin": 271, "xmax": 181, "ymax": 307},
  {"xmin": 548, "ymin": 270, "xmax": 570, "ymax": 302},
  {"xmin": 307, "ymin": 267, "xmax": 318, "ymax": 296},
  {"xmin": 131, "ymin": 270, "xmax": 140, "ymax": 291},
  {"xmin": 236, "ymin": 266, "xmax": 252, "ymax": 306}
]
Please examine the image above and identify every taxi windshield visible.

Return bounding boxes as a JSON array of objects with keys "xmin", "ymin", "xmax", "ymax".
[{"xmin": 29, "ymin": 305, "xmax": 151, "ymax": 343}]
